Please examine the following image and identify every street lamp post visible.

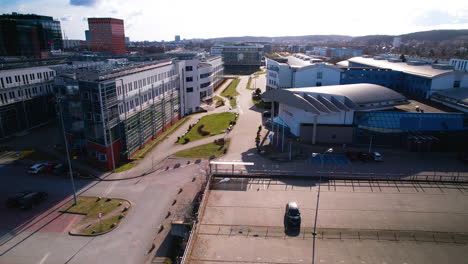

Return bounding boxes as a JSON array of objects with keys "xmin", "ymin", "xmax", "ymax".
[
  {"xmin": 58, "ymin": 98, "xmax": 77, "ymax": 205},
  {"xmin": 312, "ymin": 147, "xmax": 333, "ymax": 264}
]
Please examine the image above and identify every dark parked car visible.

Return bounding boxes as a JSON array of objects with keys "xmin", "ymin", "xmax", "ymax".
[
  {"xmin": 6, "ymin": 191, "xmax": 48, "ymax": 209},
  {"xmin": 262, "ymin": 111, "xmax": 271, "ymax": 118},
  {"xmin": 358, "ymin": 152, "xmax": 372, "ymax": 162},
  {"xmin": 284, "ymin": 202, "xmax": 301, "ymax": 231},
  {"xmin": 345, "ymin": 151, "xmax": 359, "ymax": 161},
  {"xmin": 370, "ymin": 152, "xmax": 383, "ymax": 161}
]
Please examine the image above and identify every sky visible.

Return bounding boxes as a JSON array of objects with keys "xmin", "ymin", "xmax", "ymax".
[{"xmin": 1, "ymin": 0, "xmax": 468, "ymax": 41}]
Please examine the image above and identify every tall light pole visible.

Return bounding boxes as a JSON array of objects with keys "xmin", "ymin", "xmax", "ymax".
[
  {"xmin": 58, "ymin": 98, "xmax": 77, "ymax": 205},
  {"xmin": 312, "ymin": 147, "xmax": 333, "ymax": 264}
]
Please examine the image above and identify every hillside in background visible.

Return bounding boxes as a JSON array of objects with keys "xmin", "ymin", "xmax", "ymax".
[{"xmin": 205, "ymin": 30, "xmax": 468, "ymax": 44}]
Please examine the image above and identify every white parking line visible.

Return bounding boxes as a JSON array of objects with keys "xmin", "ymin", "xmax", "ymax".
[{"xmin": 38, "ymin": 252, "xmax": 50, "ymax": 264}]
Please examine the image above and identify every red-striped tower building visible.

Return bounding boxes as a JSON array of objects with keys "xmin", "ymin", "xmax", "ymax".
[{"xmin": 88, "ymin": 17, "xmax": 126, "ymax": 55}]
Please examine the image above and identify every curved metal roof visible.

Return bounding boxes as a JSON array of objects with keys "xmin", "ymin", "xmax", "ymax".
[{"xmin": 262, "ymin": 83, "xmax": 407, "ymax": 113}]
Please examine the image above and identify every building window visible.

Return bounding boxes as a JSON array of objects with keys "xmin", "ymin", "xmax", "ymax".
[
  {"xmin": 185, "ymin": 66, "xmax": 193, "ymax": 71},
  {"xmin": 316, "ymin": 82, "xmax": 322, "ymax": 86},
  {"xmin": 95, "ymin": 114, "xmax": 101, "ymax": 121},
  {"xmin": 186, "ymin": 87, "xmax": 193, "ymax": 93},
  {"xmin": 317, "ymin": 72, "xmax": 323, "ymax": 79},
  {"xmin": 6, "ymin": 77, "xmax": 12, "ymax": 84},
  {"xmin": 186, "ymin": 77, "xmax": 193, "ymax": 82},
  {"xmin": 83, "ymin": 91, "xmax": 90, "ymax": 99},
  {"xmin": 200, "ymin": 82, "xmax": 211, "ymax": 88},
  {"xmin": 86, "ymin": 112, "xmax": 93, "ymax": 120},
  {"xmin": 454, "ymin": 81, "xmax": 461, "ymax": 88},
  {"xmin": 98, "ymin": 153, "xmax": 107, "ymax": 161}
]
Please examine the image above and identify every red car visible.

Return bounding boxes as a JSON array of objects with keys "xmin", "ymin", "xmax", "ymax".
[{"xmin": 42, "ymin": 163, "xmax": 57, "ymax": 173}]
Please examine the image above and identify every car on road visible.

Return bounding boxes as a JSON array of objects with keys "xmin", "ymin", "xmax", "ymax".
[
  {"xmin": 5, "ymin": 191, "xmax": 48, "ymax": 209},
  {"xmin": 27, "ymin": 163, "xmax": 46, "ymax": 174},
  {"xmin": 370, "ymin": 152, "xmax": 383, "ymax": 161},
  {"xmin": 358, "ymin": 152, "xmax": 372, "ymax": 162},
  {"xmin": 284, "ymin": 202, "xmax": 301, "ymax": 231},
  {"xmin": 42, "ymin": 163, "xmax": 58, "ymax": 173},
  {"xmin": 52, "ymin": 163, "xmax": 65, "ymax": 175}
]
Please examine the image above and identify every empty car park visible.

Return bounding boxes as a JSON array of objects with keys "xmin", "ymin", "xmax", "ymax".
[{"xmin": 184, "ymin": 177, "xmax": 468, "ymax": 264}]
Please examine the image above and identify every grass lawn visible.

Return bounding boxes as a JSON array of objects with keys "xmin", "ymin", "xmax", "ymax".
[
  {"xmin": 254, "ymin": 70, "xmax": 266, "ymax": 76},
  {"xmin": 229, "ymin": 98, "xmax": 237, "ymax": 106},
  {"xmin": 173, "ymin": 139, "xmax": 230, "ymax": 159},
  {"xmin": 214, "ymin": 95, "xmax": 225, "ymax": 106},
  {"xmin": 13, "ymin": 149, "xmax": 60, "ymax": 161},
  {"xmin": 82, "ymin": 215, "xmax": 121, "ymax": 235},
  {"xmin": 132, "ymin": 116, "xmax": 190, "ymax": 159},
  {"xmin": 246, "ymin": 77, "xmax": 255, "ymax": 90},
  {"xmin": 221, "ymin": 78, "xmax": 240, "ymax": 98},
  {"xmin": 113, "ymin": 162, "xmax": 137, "ymax": 172},
  {"xmin": 177, "ymin": 112, "xmax": 236, "ymax": 144},
  {"xmin": 61, "ymin": 196, "xmax": 129, "ymax": 235},
  {"xmin": 61, "ymin": 196, "xmax": 125, "ymax": 220}
]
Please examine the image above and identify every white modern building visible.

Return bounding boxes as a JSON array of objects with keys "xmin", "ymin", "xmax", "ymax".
[
  {"xmin": 266, "ymin": 55, "xmax": 341, "ymax": 90},
  {"xmin": 262, "ymin": 83, "xmax": 408, "ymax": 143},
  {"xmin": 179, "ymin": 56, "xmax": 223, "ymax": 114},
  {"xmin": 0, "ymin": 65, "xmax": 58, "ymax": 137},
  {"xmin": 449, "ymin": 59, "xmax": 468, "ymax": 72}
]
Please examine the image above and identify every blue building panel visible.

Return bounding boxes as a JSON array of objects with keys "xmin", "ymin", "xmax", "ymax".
[{"xmin": 355, "ymin": 111, "xmax": 468, "ymax": 131}]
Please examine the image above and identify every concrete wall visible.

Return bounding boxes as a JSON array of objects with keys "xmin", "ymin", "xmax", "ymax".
[{"xmin": 293, "ymin": 64, "xmax": 341, "ymax": 88}]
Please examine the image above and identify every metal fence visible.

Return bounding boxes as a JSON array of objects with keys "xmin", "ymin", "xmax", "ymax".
[{"xmin": 210, "ymin": 166, "xmax": 468, "ymax": 183}]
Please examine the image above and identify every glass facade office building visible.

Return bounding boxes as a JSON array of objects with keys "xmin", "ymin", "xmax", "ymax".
[
  {"xmin": 0, "ymin": 13, "xmax": 63, "ymax": 57},
  {"xmin": 354, "ymin": 111, "xmax": 468, "ymax": 151}
]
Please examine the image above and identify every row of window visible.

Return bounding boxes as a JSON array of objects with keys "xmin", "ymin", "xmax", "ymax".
[
  {"xmin": 117, "ymin": 85, "xmax": 177, "ymax": 115},
  {"xmin": 0, "ymin": 71, "xmax": 54, "ymax": 89},
  {"xmin": 200, "ymin": 72, "xmax": 212, "ymax": 79},
  {"xmin": 0, "ymin": 85, "xmax": 52, "ymax": 105},
  {"xmin": 116, "ymin": 69, "xmax": 177, "ymax": 96}
]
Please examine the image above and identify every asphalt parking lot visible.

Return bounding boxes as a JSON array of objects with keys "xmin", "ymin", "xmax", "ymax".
[{"xmin": 186, "ymin": 177, "xmax": 468, "ymax": 264}]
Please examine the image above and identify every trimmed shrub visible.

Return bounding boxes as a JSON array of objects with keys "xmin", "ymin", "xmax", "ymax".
[{"xmin": 197, "ymin": 125, "xmax": 210, "ymax": 136}]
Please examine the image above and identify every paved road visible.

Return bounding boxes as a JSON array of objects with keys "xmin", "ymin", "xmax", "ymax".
[{"xmin": 0, "ymin": 160, "xmax": 209, "ymax": 264}]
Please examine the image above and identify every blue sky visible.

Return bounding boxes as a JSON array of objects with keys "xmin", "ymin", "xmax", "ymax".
[{"xmin": 1, "ymin": 0, "xmax": 467, "ymax": 41}]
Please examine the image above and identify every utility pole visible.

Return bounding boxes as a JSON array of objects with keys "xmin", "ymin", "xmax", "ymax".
[
  {"xmin": 58, "ymin": 98, "xmax": 77, "ymax": 205},
  {"xmin": 368, "ymin": 135, "xmax": 374, "ymax": 153},
  {"xmin": 312, "ymin": 148, "xmax": 333, "ymax": 264}
]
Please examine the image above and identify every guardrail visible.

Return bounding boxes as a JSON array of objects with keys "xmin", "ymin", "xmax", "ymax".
[
  {"xmin": 180, "ymin": 174, "xmax": 212, "ymax": 264},
  {"xmin": 211, "ymin": 168, "xmax": 468, "ymax": 183}
]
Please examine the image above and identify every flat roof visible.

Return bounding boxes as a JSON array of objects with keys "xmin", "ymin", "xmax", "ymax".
[
  {"xmin": 348, "ymin": 56, "xmax": 454, "ymax": 78},
  {"xmin": 433, "ymin": 88, "xmax": 468, "ymax": 104},
  {"xmin": 263, "ymin": 83, "xmax": 407, "ymax": 113}
]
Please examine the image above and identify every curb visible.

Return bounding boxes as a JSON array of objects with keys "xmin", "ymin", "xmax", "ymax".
[{"xmin": 67, "ymin": 200, "xmax": 132, "ymax": 237}]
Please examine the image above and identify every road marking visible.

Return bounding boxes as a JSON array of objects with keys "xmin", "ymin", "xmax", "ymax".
[
  {"xmin": 38, "ymin": 252, "xmax": 50, "ymax": 264},
  {"xmin": 102, "ymin": 181, "xmax": 117, "ymax": 197}
]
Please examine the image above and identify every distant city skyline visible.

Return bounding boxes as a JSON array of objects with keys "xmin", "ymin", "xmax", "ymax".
[{"xmin": 1, "ymin": 0, "xmax": 468, "ymax": 41}]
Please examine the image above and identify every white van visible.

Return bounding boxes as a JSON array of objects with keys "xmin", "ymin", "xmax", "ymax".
[{"xmin": 27, "ymin": 163, "xmax": 45, "ymax": 174}]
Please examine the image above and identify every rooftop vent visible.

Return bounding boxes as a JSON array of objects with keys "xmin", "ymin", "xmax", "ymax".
[
  {"xmin": 373, "ymin": 56, "xmax": 386, "ymax": 60},
  {"xmin": 362, "ymin": 55, "xmax": 372, "ymax": 58},
  {"xmin": 388, "ymin": 58, "xmax": 402, "ymax": 63}
]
